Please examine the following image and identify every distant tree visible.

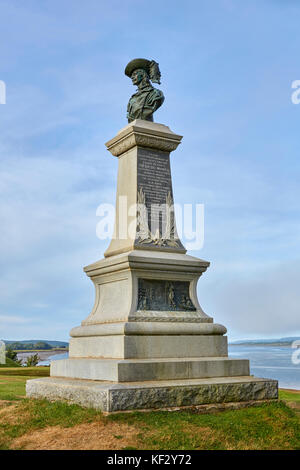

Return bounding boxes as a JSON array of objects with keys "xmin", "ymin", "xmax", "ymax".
[
  {"xmin": 9, "ymin": 342, "xmax": 35, "ymax": 350},
  {"xmin": 34, "ymin": 342, "xmax": 52, "ymax": 350},
  {"xmin": 26, "ymin": 354, "xmax": 40, "ymax": 367},
  {"xmin": 9, "ymin": 342, "xmax": 22, "ymax": 350},
  {"xmin": 6, "ymin": 347, "xmax": 18, "ymax": 361},
  {"xmin": 5, "ymin": 347, "xmax": 22, "ymax": 365}
]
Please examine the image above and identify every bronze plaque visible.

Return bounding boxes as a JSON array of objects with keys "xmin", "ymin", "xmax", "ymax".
[{"xmin": 137, "ymin": 279, "xmax": 196, "ymax": 311}]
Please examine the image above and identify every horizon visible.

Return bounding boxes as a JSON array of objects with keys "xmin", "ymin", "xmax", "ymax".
[{"xmin": 2, "ymin": 335, "xmax": 300, "ymax": 344}]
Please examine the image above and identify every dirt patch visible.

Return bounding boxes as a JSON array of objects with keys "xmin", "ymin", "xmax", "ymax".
[
  {"xmin": 0, "ymin": 404, "xmax": 19, "ymax": 424},
  {"xmin": 11, "ymin": 421, "xmax": 139, "ymax": 450},
  {"xmin": 0, "ymin": 403, "xmax": 30, "ymax": 425},
  {"xmin": 179, "ymin": 423, "xmax": 215, "ymax": 439},
  {"xmin": 0, "ymin": 400, "xmax": 13, "ymax": 407},
  {"xmin": 286, "ymin": 401, "xmax": 300, "ymax": 411}
]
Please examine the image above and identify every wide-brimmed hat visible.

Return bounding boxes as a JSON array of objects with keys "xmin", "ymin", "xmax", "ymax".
[
  {"xmin": 125, "ymin": 58, "xmax": 161, "ymax": 84},
  {"xmin": 124, "ymin": 58, "xmax": 151, "ymax": 77}
]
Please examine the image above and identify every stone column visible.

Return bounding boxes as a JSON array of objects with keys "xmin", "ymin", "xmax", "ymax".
[
  {"xmin": 104, "ymin": 119, "xmax": 186, "ymax": 257},
  {"xmin": 65, "ymin": 120, "xmax": 228, "ymax": 363}
]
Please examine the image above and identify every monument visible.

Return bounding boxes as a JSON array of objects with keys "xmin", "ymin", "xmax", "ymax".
[
  {"xmin": 0, "ymin": 341, "xmax": 6, "ymax": 365},
  {"xmin": 26, "ymin": 59, "xmax": 278, "ymax": 411}
]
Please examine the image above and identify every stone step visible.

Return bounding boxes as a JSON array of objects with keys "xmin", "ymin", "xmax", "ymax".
[
  {"xmin": 69, "ymin": 334, "xmax": 228, "ymax": 359},
  {"xmin": 51, "ymin": 356, "xmax": 250, "ymax": 382},
  {"xmin": 26, "ymin": 375, "xmax": 278, "ymax": 412}
]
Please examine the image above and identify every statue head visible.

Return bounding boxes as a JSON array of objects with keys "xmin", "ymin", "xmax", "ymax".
[{"xmin": 125, "ymin": 58, "xmax": 161, "ymax": 85}]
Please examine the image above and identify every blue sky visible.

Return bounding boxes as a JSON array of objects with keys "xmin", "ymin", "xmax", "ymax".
[{"xmin": 0, "ymin": 0, "xmax": 299, "ymax": 341}]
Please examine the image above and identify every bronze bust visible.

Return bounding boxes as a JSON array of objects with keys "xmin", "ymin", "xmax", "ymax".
[{"xmin": 125, "ymin": 58, "xmax": 164, "ymax": 123}]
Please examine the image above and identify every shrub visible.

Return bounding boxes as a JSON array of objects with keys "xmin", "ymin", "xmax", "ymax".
[{"xmin": 26, "ymin": 354, "xmax": 40, "ymax": 367}]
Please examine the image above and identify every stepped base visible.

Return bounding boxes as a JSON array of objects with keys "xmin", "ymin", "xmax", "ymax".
[
  {"xmin": 26, "ymin": 376, "xmax": 278, "ymax": 412},
  {"xmin": 51, "ymin": 357, "xmax": 250, "ymax": 382}
]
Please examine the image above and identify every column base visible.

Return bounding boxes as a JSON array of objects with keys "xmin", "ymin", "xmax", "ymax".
[{"xmin": 26, "ymin": 376, "xmax": 278, "ymax": 412}]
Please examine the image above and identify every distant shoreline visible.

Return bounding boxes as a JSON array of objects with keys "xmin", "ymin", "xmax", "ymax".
[
  {"xmin": 17, "ymin": 350, "xmax": 68, "ymax": 363},
  {"xmin": 14, "ymin": 348, "xmax": 67, "ymax": 353}
]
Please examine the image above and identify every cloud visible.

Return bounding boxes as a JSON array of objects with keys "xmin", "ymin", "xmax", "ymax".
[
  {"xmin": 198, "ymin": 260, "xmax": 300, "ymax": 340},
  {"xmin": 0, "ymin": 137, "xmax": 116, "ymax": 339},
  {"xmin": 0, "ymin": 315, "xmax": 38, "ymax": 329}
]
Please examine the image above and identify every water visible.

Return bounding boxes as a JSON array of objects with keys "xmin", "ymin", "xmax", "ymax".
[
  {"xmin": 39, "ymin": 346, "xmax": 300, "ymax": 390},
  {"xmin": 38, "ymin": 352, "xmax": 68, "ymax": 366},
  {"xmin": 228, "ymin": 344, "xmax": 300, "ymax": 390}
]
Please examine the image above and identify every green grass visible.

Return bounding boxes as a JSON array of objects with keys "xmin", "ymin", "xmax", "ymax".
[
  {"xmin": 0, "ymin": 368, "xmax": 50, "ymax": 401},
  {"xmin": 0, "ymin": 358, "xmax": 21, "ymax": 368},
  {"xmin": 0, "ymin": 398, "xmax": 299, "ymax": 451},
  {"xmin": 108, "ymin": 401, "xmax": 300, "ymax": 450},
  {"xmin": 0, "ymin": 367, "xmax": 50, "ymax": 377},
  {"xmin": 16, "ymin": 399, "xmax": 99, "ymax": 430},
  {"xmin": 0, "ymin": 376, "xmax": 34, "ymax": 401},
  {"xmin": 0, "ymin": 371, "xmax": 299, "ymax": 450},
  {"xmin": 279, "ymin": 389, "xmax": 300, "ymax": 403}
]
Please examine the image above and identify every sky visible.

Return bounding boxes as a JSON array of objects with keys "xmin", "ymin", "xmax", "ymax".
[{"xmin": 0, "ymin": 0, "xmax": 299, "ymax": 342}]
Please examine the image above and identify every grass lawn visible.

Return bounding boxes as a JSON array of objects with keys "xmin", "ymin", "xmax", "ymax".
[
  {"xmin": 0, "ymin": 369, "xmax": 299, "ymax": 450},
  {"xmin": 0, "ymin": 367, "xmax": 50, "ymax": 401},
  {"xmin": 0, "ymin": 358, "xmax": 21, "ymax": 368},
  {"xmin": 0, "ymin": 367, "xmax": 50, "ymax": 377},
  {"xmin": 279, "ymin": 389, "xmax": 300, "ymax": 403}
]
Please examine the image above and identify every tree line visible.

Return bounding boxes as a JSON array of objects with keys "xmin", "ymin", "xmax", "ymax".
[{"xmin": 5, "ymin": 341, "xmax": 66, "ymax": 350}]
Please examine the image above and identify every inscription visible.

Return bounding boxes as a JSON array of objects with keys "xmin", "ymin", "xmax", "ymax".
[
  {"xmin": 137, "ymin": 148, "xmax": 172, "ymax": 203},
  {"xmin": 137, "ymin": 279, "xmax": 196, "ymax": 311},
  {"xmin": 136, "ymin": 148, "xmax": 185, "ymax": 250},
  {"xmin": 137, "ymin": 148, "xmax": 172, "ymax": 233}
]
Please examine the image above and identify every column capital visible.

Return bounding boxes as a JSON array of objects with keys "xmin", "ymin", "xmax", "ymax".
[{"xmin": 105, "ymin": 119, "xmax": 183, "ymax": 157}]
